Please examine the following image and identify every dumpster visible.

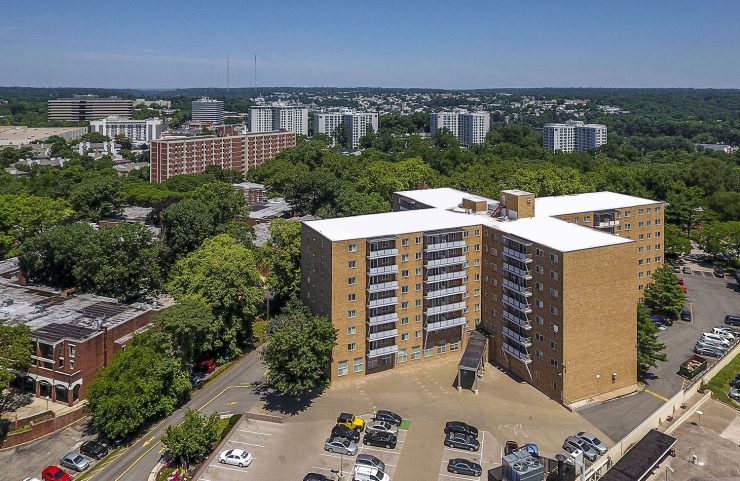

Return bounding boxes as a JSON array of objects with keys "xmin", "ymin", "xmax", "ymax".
[{"xmin": 679, "ymin": 355, "xmax": 707, "ymax": 379}]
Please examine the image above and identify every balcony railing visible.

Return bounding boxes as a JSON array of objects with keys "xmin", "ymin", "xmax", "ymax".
[
  {"xmin": 502, "ymin": 341, "xmax": 532, "ymax": 363},
  {"xmin": 368, "ymin": 248, "xmax": 399, "ymax": 259},
  {"xmin": 367, "ymin": 297, "xmax": 398, "ymax": 308},
  {"xmin": 368, "ymin": 281, "xmax": 399, "ymax": 293},
  {"xmin": 424, "ymin": 285, "xmax": 466, "ymax": 299},
  {"xmin": 368, "ymin": 328, "xmax": 398, "ymax": 342},
  {"xmin": 425, "ymin": 270, "xmax": 466, "ymax": 283},
  {"xmin": 367, "ymin": 345, "xmax": 399, "ymax": 358},
  {"xmin": 368, "ymin": 265, "xmax": 399, "ymax": 276},
  {"xmin": 502, "ymin": 295, "xmax": 532, "ymax": 314},
  {"xmin": 425, "ymin": 301, "xmax": 466, "ymax": 316},
  {"xmin": 502, "ymin": 310, "xmax": 532, "ymax": 329},
  {"xmin": 502, "ymin": 262, "xmax": 532, "ymax": 280},
  {"xmin": 596, "ymin": 220, "xmax": 619, "ymax": 228},
  {"xmin": 425, "ymin": 316, "xmax": 467, "ymax": 332},
  {"xmin": 503, "ymin": 247, "xmax": 532, "ymax": 263},
  {"xmin": 367, "ymin": 312, "xmax": 398, "ymax": 326},
  {"xmin": 502, "ymin": 279, "xmax": 532, "ymax": 296},
  {"xmin": 502, "ymin": 326, "xmax": 532, "ymax": 347},
  {"xmin": 425, "ymin": 240, "xmax": 466, "ymax": 252},
  {"xmin": 425, "ymin": 256, "xmax": 467, "ymax": 268}
]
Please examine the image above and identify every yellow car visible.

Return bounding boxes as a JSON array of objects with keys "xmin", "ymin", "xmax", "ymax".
[{"xmin": 337, "ymin": 412, "xmax": 365, "ymax": 432}]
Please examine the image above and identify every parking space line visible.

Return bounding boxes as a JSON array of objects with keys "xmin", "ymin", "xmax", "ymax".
[
  {"xmin": 209, "ymin": 464, "xmax": 251, "ymax": 473},
  {"xmin": 319, "ymin": 453, "xmax": 345, "ymax": 459},
  {"xmin": 359, "ymin": 445, "xmax": 400, "ymax": 455},
  {"xmin": 443, "ymin": 446, "xmax": 479, "ymax": 454},
  {"xmin": 439, "ymin": 474, "xmax": 480, "ymax": 480},
  {"xmin": 227, "ymin": 441, "xmax": 266, "ymax": 448},
  {"xmin": 237, "ymin": 429, "xmax": 272, "ymax": 436}
]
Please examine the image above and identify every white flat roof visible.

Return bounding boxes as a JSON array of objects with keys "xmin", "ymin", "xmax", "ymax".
[
  {"xmin": 395, "ymin": 188, "xmax": 497, "ymax": 210},
  {"xmin": 535, "ymin": 192, "xmax": 662, "ymax": 217},
  {"xmin": 304, "ymin": 209, "xmax": 483, "ymax": 241}
]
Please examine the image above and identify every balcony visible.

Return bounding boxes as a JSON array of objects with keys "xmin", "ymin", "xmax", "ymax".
[
  {"xmin": 502, "ymin": 279, "xmax": 532, "ymax": 296},
  {"xmin": 368, "ymin": 265, "xmax": 399, "ymax": 276},
  {"xmin": 425, "ymin": 256, "xmax": 467, "ymax": 268},
  {"xmin": 368, "ymin": 345, "xmax": 399, "ymax": 358},
  {"xmin": 596, "ymin": 220, "xmax": 619, "ymax": 228},
  {"xmin": 502, "ymin": 262, "xmax": 532, "ymax": 280},
  {"xmin": 425, "ymin": 285, "xmax": 466, "ymax": 299},
  {"xmin": 502, "ymin": 326, "xmax": 532, "ymax": 347},
  {"xmin": 425, "ymin": 301, "xmax": 466, "ymax": 316},
  {"xmin": 425, "ymin": 270, "xmax": 466, "ymax": 283},
  {"xmin": 425, "ymin": 240, "xmax": 466, "ymax": 252},
  {"xmin": 503, "ymin": 247, "xmax": 532, "ymax": 263},
  {"xmin": 502, "ymin": 295, "xmax": 532, "ymax": 313},
  {"xmin": 368, "ymin": 248, "xmax": 399, "ymax": 259},
  {"xmin": 368, "ymin": 281, "xmax": 399, "ymax": 293},
  {"xmin": 502, "ymin": 341, "xmax": 532, "ymax": 364},
  {"xmin": 367, "ymin": 312, "xmax": 398, "ymax": 326},
  {"xmin": 368, "ymin": 328, "xmax": 398, "ymax": 342},
  {"xmin": 425, "ymin": 316, "xmax": 467, "ymax": 332},
  {"xmin": 367, "ymin": 297, "xmax": 398, "ymax": 308},
  {"xmin": 502, "ymin": 310, "xmax": 532, "ymax": 329}
]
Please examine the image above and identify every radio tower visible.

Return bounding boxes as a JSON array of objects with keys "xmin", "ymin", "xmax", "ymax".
[{"xmin": 227, "ymin": 52, "xmax": 230, "ymax": 93}]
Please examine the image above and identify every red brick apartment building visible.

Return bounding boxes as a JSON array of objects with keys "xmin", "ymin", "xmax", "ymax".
[
  {"xmin": 0, "ymin": 281, "xmax": 157, "ymax": 406},
  {"xmin": 149, "ymin": 131, "xmax": 296, "ymax": 183}
]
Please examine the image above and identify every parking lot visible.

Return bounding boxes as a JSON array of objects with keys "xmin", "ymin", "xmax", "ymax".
[{"xmin": 437, "ymin": 430, "xmax": 499, "ymax": 481}]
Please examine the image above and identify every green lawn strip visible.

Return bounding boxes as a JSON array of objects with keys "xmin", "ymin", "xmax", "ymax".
[
  {"xmin": 399, "ymin": 419, "xmax": 411, "ymax": 430},
  {"xmin": 705, "ymin": 352, "xmax": 740, "ymax": 408}
]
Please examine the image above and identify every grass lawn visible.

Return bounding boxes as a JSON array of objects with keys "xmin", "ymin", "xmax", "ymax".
[{"xmin": 705, "ymin": 352, "xmax": 740, "ymax": 408}]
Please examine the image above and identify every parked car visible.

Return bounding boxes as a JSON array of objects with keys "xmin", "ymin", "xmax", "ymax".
[
  {"xmin": 444, "ymin": 432, "xmax": 480, "ymax": 452},
  {"xmin": 303, "ymin": 474, "xmax": 331, "ymax": 481},
  {"xmin": 563, "ymin": 436, "xmax": 598, "ymax": 462},
  {"xmin": 198, "ymin": 359, "xmax": 216, "ymax": 373},
  {"xmin": 677, "ymin": 278, "xmax": 684, "ymax": 285},
  {"xmin": 337, "ymin": 412, "xmax": 365, "ymax": 432},
  {"xmin": 444, "ymin": 421, "xmax": 479, "ymax": 438},
  {"xmin": 80, "ymin": 440, "xmax": 109, "ymax": 460},
  {"xmin": 729, "ymin": 387, "xmax": 740, "ymax": 401},
  {"xmin": 363, "ymin": 430, "xmax": 397, "ymax": 449},
  {"xmin": 60, "ymin": 452, "xmax": 90, "ymax": 472},
  {"xmin": 682, "ymin": 266, "xmax": 692, "ymax": 274},
  {"xmin": 352, "ymin": 465, "xmax": 390, "ymax": 481},
  {"xmin": 696, "ymin": 339, "xmax": 727, "ymax": 352},
  {"xmin": 331, "ymin": 424, "xmax": 360, "ymax": 443},
  {"xmin": 366, "ymin": 420, "xmax": 398, "ymax": 435},
  {"xmin": 709, "ymin": 327, "xmax": 736, "ymax": 340},
  {"xmin": 725, "ymin": 315, "xmax": 740, "ymax": 327},
  {"xmin": 447, "ymin": 458, "xmax": 483, "ymax": 476},
  {"xmin": 714, "ymin": 268, "xmax": 725, "ymax": 278},
  {"xmin": 374, "ymin": 409, "xmax": 402, "ymax": 426},
  {"xmin": 729, "ymin": 378, "xmax": 740, "ymax": 389},
  {"xmin": 355, "ymin": 453, "xmax": 385, "ymax": 471},
  {"xmin": 189, "ymin": 372, "xmax": 205, "ymax": 389},
  {"xmin": 701, "ymin": 333, "xmax": 731, "ymax": 346},
  {"xmin": 680, "ymin": 308, "xmax": 692, "ymax": 322},
  {"xmin": 324, "ymin": 436, "xmax": 358, "ymax": 455},
  {"xmin": 41, "ymin": 466, "xmax": 71, "ymax": 481},
  {"xmin": 652, "ymin": 318, "xmax": 667, "ymax": 331},
  {"xmin": 575, "ymin": 432, "xmax": 608, "ymax": 455},
  {"xmin": 218, "ymin": 449, "xmax": 252, "ymax": 467},
  {"xmin": 694, "ymin": 344, "xmax": 724, "ymax": 358}
]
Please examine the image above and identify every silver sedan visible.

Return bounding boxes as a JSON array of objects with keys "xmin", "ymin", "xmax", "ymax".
[
  {"xmin": 575, "ymin": 431, "xmax": 608, "ymax": 455},
  {"xmin": 324, "ymin": 436, "xmax": 358, "ymax": 455},
  {"xmin": 366, "ymin": 420, "xmax": 398, "ymax": 435},
  {"xmin": 60, "ymin": 451, "xmax": 90, "ymax": 472}
]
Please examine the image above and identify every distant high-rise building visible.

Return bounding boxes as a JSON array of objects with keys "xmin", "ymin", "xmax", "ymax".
[
  {"xmin": 313, "ymin": 111, "xmax": 379, "ymax": 149},
  {"xmin": 191, "ymin": 98, "xmax": 224, "ymax": 125},
  {"xmin": 430, "ymin": 111, "xmax": 490, "ymax": 147},
  {"xmin": 249, "ymin": 105, "xmax": 308, "ymax": 136},
  {"xmin": 90, "ymin": 116, "xmax": 163, "ymax": 143},
  {"xmin": 543, "ymin": 120, "xmax": 607, "ymax": 152},
  {"xmin": 48, "ymin": 96, "xmax": 133, "ymax": 121}
]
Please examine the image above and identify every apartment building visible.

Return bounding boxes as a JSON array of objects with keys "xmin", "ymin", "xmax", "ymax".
[
  {"xmin": 543, "ymin": 120, "xmax": 607, "ymax": 152},
  {"xmin": 430, "ymin": 111, "xmax": 491, "ymax": 147},
  {"xmin": 48, "ymin": 96, "xmax": 133, "ymax": 121},
  {"xmin": 192, "ymin": 97, "xmax": 225, "ymax": 125},
  {"xmin": 249, "ymin": 105, "xmax": 309, "ymax": 136},
  {"xmin": 302, "ymin": 187, "xmax": 664, "ymax": 406},
  {"xmin": 149, "ymin": 131, "xmax": 295, "ymax": 183},
  {"xmin": 89, "ymin": 116, "xmax": 163, "ymax": 143},
  {"xmin": 313, "ymin": 111, "xmax": 379, "ymax": 149}
]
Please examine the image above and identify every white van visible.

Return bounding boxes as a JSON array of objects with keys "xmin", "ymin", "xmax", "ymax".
[
  {"xmin": 353, "ymin": 465, "xmax": 390, "ymax": 481},
  {"xmin": 701, "ymin": 332, "xmax": 731, "ymax": 346}
]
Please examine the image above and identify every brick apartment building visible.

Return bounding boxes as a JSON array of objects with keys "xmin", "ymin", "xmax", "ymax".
[
  {"xmin": 149, "ymin": 131, "xmax": 296, "ymax": 183},
  {"xmin": 0, "ymin": 281, "xmax": 157, "ymax": 406},
  {"xmin": 301, "ymin": 187, "xmax": 664, "ymax": 406}
]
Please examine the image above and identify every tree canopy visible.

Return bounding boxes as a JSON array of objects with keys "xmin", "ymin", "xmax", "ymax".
[
  {"xmin": 161, "ymin": 410, "xmax": 221, "ymax": 466},
  {"xmin": 637, "ymin": 304, "xmax": 667, "ymax": 371},
  {"xmin": 644, "ymin": 265, "xmax": 686, "ymax": 318}
]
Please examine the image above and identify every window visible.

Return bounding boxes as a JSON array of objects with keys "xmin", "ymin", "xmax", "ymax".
[
  {"xmin": 401, "ymin": 316, "xmax": 409, "ymax": 325},
  {"xmin": 347, "ymin": 343, "xmax": 356, "ymax": 351},
  {"xmin": 638, "ymin": 208, "xmax": 644, "ymax": 215},
  {"xmin": 550, "ymin": 358, "xmax": 559, "ymax": 368},
  {"xmin": 624, "ymin": 223, "xmax": 631, "ymax": 230},
  {"xmin": 474, "ymin": 259, "xmax": 480, "ymax": 267},
  {"xmin": 535, "ymin": 265, "xmax": 544, "ymax": 274},
  {"xmin": 655, "ymin": 243, "xmax": 661, "ymax": 250},
  {"xmin": 424, "ymin": 343, "xmax": 434, "ymax": 357},
  {"xmin": 401, "ymin": 254, "xmax": 410, "ymax": 262},
  {"xmin": 415, "ymin": 268, "xmax": 422, "ymax": 276},
  {"xmin": 450, "ymin": 340, "xmax": 460, "ymax": 351},
  {"xmin": 382, "ymin": 355, "xmax": 392, "ymax": 366},
  {"xmin": 638, "ymin": 221, "xmax": 644, "ymax": 228},
  {"xmin": 474, "ymin": 244, "xmax": 481, "ymax": 252},
  {"xmin": 415, "ymin": 237, "xmax": 422, "ymax": 244},
  {"xmin": 638, "ymin": 234, "xmax": 644, "ymax": 240},
  {"xmin": 402, "ymin": 269, "xmax": 409, "ymax": 278},
  {"xmin": 347, "ymin": 310, "xmax": 357, "ymax": 318},
  {"xmin": 348, "ymin": 244, "xmax": 357, "ymax": 252},
  {"xmin": 475, "ymin": 229, "xmax": 481, "ymax": 236},
  {"xmin": 347, "ymin": 293, "xmax": 356, "ymax": 301},
  {"xmin": 416, "ymin": 252, "xmax": 423, "ymax": 260},
  {"xmin": 536, "ymin": 315, "xmax": 544, "ymax": 325},
  {"xmin": 639, "ymin": 259, "xmax": 644, "ymax": 265},
  {"xmin": 474, "ymin": 273, "xmax": 480, "ymax": 281},
  {"xmin": 415, "ymin": 283, "xmax": 422, "ymax": 291},
  {"xmin": 401, "ymin": 333, "xmax": 409, "ymax": 341},
  {"xmin": 536, "ymin": 299, "xmax": 544, "ymax": 308},
  {"xmin": 549, "ymin": 306, "xmax": 559, "ymax": 316},
  {"xmin": 398, "ymin": 349, "xmax": 408, "ymax": 363},
  {"xmin": 338, "ymin": 360, "xmax": 349, "ymax": 376},
  {"xmin": 638, "ymin": 272, "xmax": 644, "ymax": 278},
  {"xmin": 537, "ymin": 350, "xmax": 544, "ymax": 359},
  {"xmin": 655, "ymin": 256, "xmax": 661, "ymax": 263},
  {"xmin": 353, "ymin": 357, "xmax": 363, "ymax": 373},
  {"xmin": 535, "ymin": 248, "xmax": 544, "ymax": 257},
  {"xmin": 412, "ymin": 345, "xmax": 421, "ymax": 360},
  {"xmin": 549, "ymin": 271, "xmax": 559, "ymax": 281},
  {"xmin": 655, "ymin": 232, "xmax": 661, "ymax": 238},
  {"xmin": 550, "ymin": 340, "xmax": 558, "ymax": 351},
  {"xmin": 347, "ymin": 326, "xmax": 357, "ymax": 335},
  {"xmin": 535, "ymin": 332, "xmax": 544, "ymax": 342},
  {"xmin": 348, "ymin": 260, "xmax": 356, "ymax": 269},
  {"xmin": 474, "ymin": 288, "xmax": 480, "ymax": 297},
  {"xmin": 401, "ymin": 286, "xmax": 409, "ymax": 293},
  {"xmin": 437, "ymin": 341, "xmax": 446, "ymax": 354},
  {"xmin": 550, "ymin": 323, "xmax": 559, "ymax": 333},
  {"xmin": 415, "ymin": 330, "xmax": 422, "ymax": 338},
  {"xmin": 401, "ymin": 301, "xmax": 409, "ymax": 309},
  {"xmin": 368, "ymin": 358, "xmax": 378, "ymax": 369},
  {"xmin": 415, "ymin": 314, "xmax": 422, "ymax": 323},
  {"xmin": 536, "ymin": 282, "xmax": 544, "ymax": 291},
  {"xmin": 415, "ymin": 299, "xmax": 422, "ymax": 307},
  {"xmin": 549, "ymin": 287, "xmax": 559, "ymax": 298},
  {"xmin": 655, "ymin": 206, "xmax": 661, "ymax": 213},
  {"xmin": 348, "ymin": 277, "xmax": 357, "ymax": 285},
  {"xmin": 549, "ymin": 253, "xmax": 559, "ymax": 263}
]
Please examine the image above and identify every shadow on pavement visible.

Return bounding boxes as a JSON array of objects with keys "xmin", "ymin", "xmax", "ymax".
[{"xmin": 252, "ymin": 381, "xmax": 325, "ymax": 416}]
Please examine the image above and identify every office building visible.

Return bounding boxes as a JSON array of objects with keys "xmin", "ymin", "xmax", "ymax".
[
  {"xmin": 191, "ymin": 97, "xmax": 225, "ymax": 125},
  {"xmin": 430, "ymin": 111, "xmax": 491, "ymax": 147},
  {"xmin": 313, "ymin": 111, "xmax": 379, "ymax": 149},
  {"xmin": 543, "ymin": 120, "xmax": 607, "ymax": 152},
  {"xmin": 89, "ymin": 116, "xmax": 164, "ymax": 143},
  {"xmin": 149, "ymin": 131, "xmax": 296, "ymax": 183},
  {"xmin": 134, "ymin": 98, "xmax": 171, "ymax": 108},
  {"xmin": 301, "ymin": 187, "xmax": 663, "ymax": 406},
  {"xmin": 48, "ymin": 96, "xmax": 133, "ymax": 121},
  {"xmin": 0, "ymin": 126, "xmax": 87, "ymax": 146},
  {"xmin": 249, "ymin": 105, "xmax": 309, "ymax": 136}
]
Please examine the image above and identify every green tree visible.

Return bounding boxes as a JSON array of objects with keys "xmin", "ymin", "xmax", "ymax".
[
  {"xmin": 637, "ymin": 304, "xmax": 667, "ymax": 371},
  {"xmin": 696, "ymin": 221, "xmax": 740, "ymax": 261},
  {"xmin": 161, "ymin": 199, "xmax": 216, "ymax": 262},
  {"xmin": 334, "ymin": 122, "xmax": 349, "ymax": 148},
  {"xmin": 261, "ymin": 219, "xmax": 302, "ymax": 302},
  {"xmin": 664, "ymin": 224, "xmax": 692, "ymax": 257},
  {"xmin": 0, "ymin": 325, "xmax": 32, "ymax": 413},
  {"xmin": 0, "ymin": 194, "xmax": 73, "ymax": 258},
  {"xmin": 262, "ymin": 301, "xmax": 337, "ymax": 397},
  {"xmin": 191, "ymin": 181, "xmax": 247, "ymax": 225},
  {"xmin": 161, "ymin": 410, "xmax": 221, "ymax": 466},
  {"xmin": 284, "ymin": 169, "xmax": 343, "ymax": 215},
  {"xmin": 154, "ymin": 300, "xmax": 220, "ymax": 367},
  {"xmin": 644, "ymin": 265, "xmax": 686, "ymax": 319},
  {"xmin": 86, "ymin": 340, "xmax": 191, "ymax": 439},
  {"xmin": 69, "ymin": 175, "xmax": 127, "ymax": 220}
]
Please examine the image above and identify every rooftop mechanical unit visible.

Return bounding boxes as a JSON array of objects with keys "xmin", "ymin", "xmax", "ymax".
[{"xmin": 503, "ymin": 447, "xmax": 545, "ymax": 481}]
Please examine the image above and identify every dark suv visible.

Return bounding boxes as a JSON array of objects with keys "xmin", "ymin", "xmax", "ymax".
[
  {"xmin": 80, "ymin": 440, "xmax": 109, "ymax": 459},
  {"xmin": 331, "ymin": 424, "xmax": 360, "ymax": 443},
  {"xmin": 444, "ymin": 432, "xmax": 480, "ymax": 452},
  {"xmin": 444, "ymin": 421, "xmax": 479, "ymax": 438},
  {"xmin": 725, "ymin": 315, "xmax": 740, "ymax": 327},
  {"xmin": 363, "ymin": 430, "xmax": 397, "ymax": 449}
]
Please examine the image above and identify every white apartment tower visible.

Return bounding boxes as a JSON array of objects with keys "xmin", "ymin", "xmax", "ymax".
[
  {"xmin": 430, "ymin": 112, "xmax": 460, "ymax": 138},
  {"xmin": 543, "ymin": 120, "xmax": 607, "ymax": 152},
  {"xmin": 314, "ymin": 111, "xmax": 378, "ymax": 149},
  {"xmin": 90, "ymin": 116, "xmax": 164, "ymax": 143},
  {"xmin": 249, "ymin": 105, "xmax": 309, "ymax": 136},
  {"xmin": 191, "ymin": 98, "xmax": 224, "ymax": 125},
  {"xmin": 313, "ymin": 112, "xmax": 344, "ymax": 138},
  {"xmin": 430, "ymin": 111, "xmax": 490, "ymax": 147}
]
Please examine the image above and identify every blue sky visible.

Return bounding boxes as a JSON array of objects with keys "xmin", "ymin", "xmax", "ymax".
[{"xmin": 1, "ymin": 0, "xmax": 739, "ymax": 89}]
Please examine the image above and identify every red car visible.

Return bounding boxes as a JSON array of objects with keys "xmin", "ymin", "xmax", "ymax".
[
  {"xmin": 199, "ymin": 359, "xmax": 216, "ymax": 374},
  {"xmin": 681, "ymin": 285, "xmax": 688, "ymax": 293},
  {"xmin": 677, "ymin": 278, "xmax": 684, "ymax": 285},
  {"xmin": 42, "ymin": 466, "xmax": 72, "ymax": 481}
]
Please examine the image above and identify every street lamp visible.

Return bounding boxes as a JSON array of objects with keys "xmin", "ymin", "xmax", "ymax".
[
  {"xmin": 665, "ymin": 465, "xmax": 674, "ymax": 481},
  {"xmin": 45, "ymin": 395, "xmax": 49, "ymax": 410},
  {"xmin": 696, "ymin": 410, "xmax": 703, "ymax": 427}
]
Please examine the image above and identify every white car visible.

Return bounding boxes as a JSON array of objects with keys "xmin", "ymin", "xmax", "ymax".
[
  {"xmin": 218, "ymin": 449, "xmax": 253, "ymax": 467},
  {"xmin": 710, "ymin": 327, "xmax": 736, "ymax": 340},
  {"xmin": 701, "ymin": 333, "xmax": 731, "ymax": 346},
  {"xmin": 366, "ymin": 420, "xmax": 399, "ymax": 435}
]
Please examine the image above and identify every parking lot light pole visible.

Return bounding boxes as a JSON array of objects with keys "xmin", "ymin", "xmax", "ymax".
[
  {"xmin": 665, "ymin": 464, "xmax": 674, "ymax": 481},
  {"xmin": 696, "ymin": 410, "xmax": 703, "ymax": 427}
]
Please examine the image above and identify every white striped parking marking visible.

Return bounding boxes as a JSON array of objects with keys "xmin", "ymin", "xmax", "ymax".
[
  {"xmin": 227, "ymin": 441, "xmax": 266, "ymax": 448},
  {"xmin": 237, "ymin": 429, "xmax": 271, "ymax": 435}
]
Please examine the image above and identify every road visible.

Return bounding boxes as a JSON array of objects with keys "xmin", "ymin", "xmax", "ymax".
[{"xmin": 5, "ymin": 351, "xmax": 265, "ymax": 481}]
